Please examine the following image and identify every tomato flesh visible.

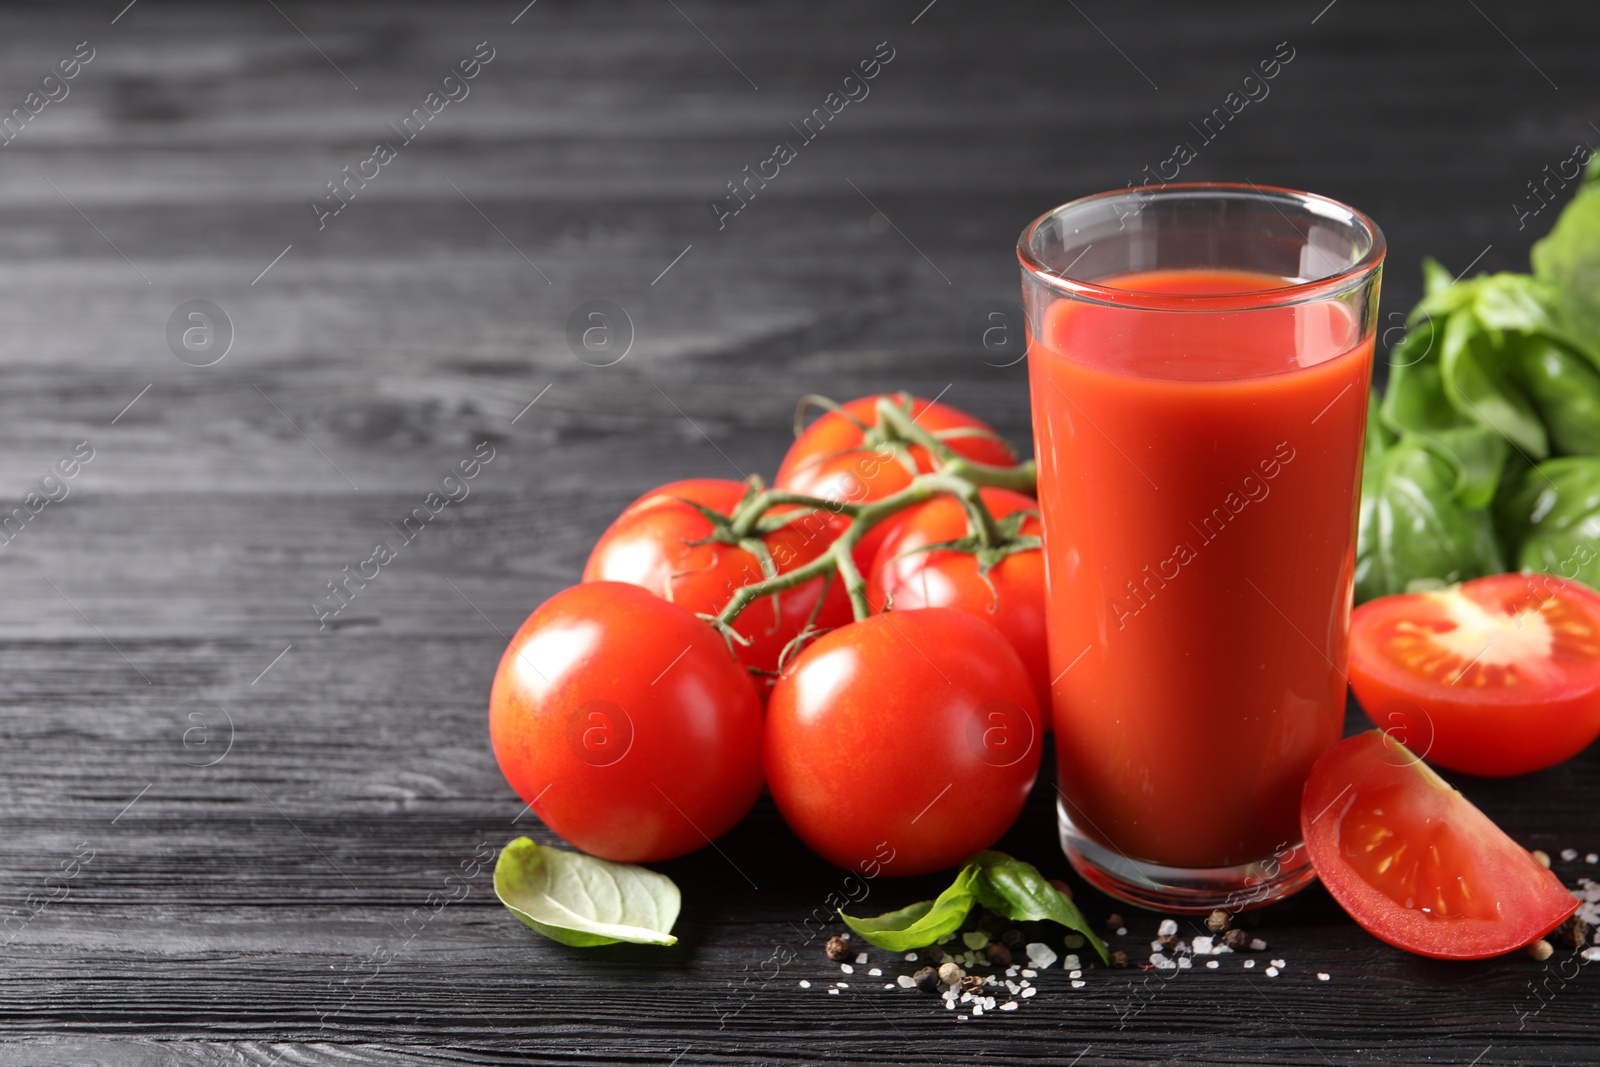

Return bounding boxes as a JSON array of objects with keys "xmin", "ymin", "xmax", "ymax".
[
  {"xmin": 1349, "ymin": 574, "xmax": 1600, "ymax": 777},
  {"xmin": 1302, "ymin": 730, "xmax": 1577, "ymax": 959}
]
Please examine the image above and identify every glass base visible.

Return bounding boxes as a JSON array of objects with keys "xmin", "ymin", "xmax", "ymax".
[{"xmin": 1057, "ymin": 799, "xmax": 1317, "ymax": 914}]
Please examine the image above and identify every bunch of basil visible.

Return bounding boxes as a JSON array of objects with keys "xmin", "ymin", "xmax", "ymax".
[{"xmin": 1357, "ymin": 156, "xmax": 1600, "ymax": 602}]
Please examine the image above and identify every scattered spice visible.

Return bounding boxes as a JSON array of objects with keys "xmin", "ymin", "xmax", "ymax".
[
  {"xmin": 1206, "ymin": 909, "xmax": 1231, "ymax": 933},
  {"xmin": 1109, "ymin": 950, "xmax": 1129, "ymax": 969},
  {"xmin": 922, "ymin": 945, "xmax": 945, "ymax": 967},
  {"xmin": 938, "ymin": 961, "xmax": 963, "ymax": 986},
  {"xmin": 977, "ymin": 910, "xmax": 1009, "ymax": 935},
  {"xmin": 1554, "ymin": 915, "xmax": 1591, "ymax": 950},
  {"xmin": 1155, "ymin": 934, "xmax": 1182, "ymax": 954},
  {"xmin": 1222, "ymin": 928, "xmax": 1251, "ymax": 951},
  {"xmin": 1527, "ymin": 939, "xmax": 1555, "ymax": 961},
  {"xmin": 985, "ymin": 942, "xmax": 1013, "ymax": 968},
  {"xmin": 958, "ymin": 974, "xmax": 985, "ymax": 995},
  {"xmin": 1105, "ymin": 912, "xmax": 1124, "ymax": 931},
  {"xmin": 1531, "ymin": 849, "xmax": 1552, "ymax": 869},
  {"xmin": 913, "ymin": 966, "xmax": 940, "ymax": 993},
  {"xmin": 1048, "ymin": 877, "xmax": 1074, "ymax": 899},
  {"xmin": 824, "ymin": 935, "xmax": 851, "ymax": 962},
  {"xmin": 1001, "ymin": 928, "xmax": 1023, "ymax": 947}
]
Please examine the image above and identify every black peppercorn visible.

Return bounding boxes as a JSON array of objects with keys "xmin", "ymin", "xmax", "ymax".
[
  {"xmin": 1222, "ymin": 928, "xmax": 1251, "ymax": 951},
  {"xmin": 1001, "ymin": 928, "xmax": 1023, "ymax": 947},
  {"xmin": 824, "ymin": 935, "xmax": 851, "ymax": 961},
  {"xmin": 1109, "ymin": 949, "xmax": 1129, "ymax": 969},
  {"xmin": 913, "ymin": 965, "xmax": 940, "ymax": 992},
  {"xmin": 922, "ymin": 944, "xmax": 944, "ymax": 966},
  {"xmin": 985, "ymin": 942, "xmax": 1013, "ymax": 968}
]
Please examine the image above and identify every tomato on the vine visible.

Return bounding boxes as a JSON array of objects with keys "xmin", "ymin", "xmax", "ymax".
[
  {"xmin": 582, "ymin": 479, "xmax": 852, "ymax": 685},
  {"xmin": 488, "ymin": 582, "xmax": 764, "ymax": 863},
  {"xmin": 775, "ymin": 394, "xmax": 1019, "ymax": 567},
  {"xmin": 1301, "ymin": 730, "xmax": 1577, "ymax": 960},
  {"xmin": 866, "ymin": 487, "xmax": 1050, "ymax": 725},
  {"xmin": 1348, "ymin": 573, "xmax": 1600, "ymax": 777},
  {"xmin": 765, "ymin": 608, "xmax": 1041, "ymax": 877}
]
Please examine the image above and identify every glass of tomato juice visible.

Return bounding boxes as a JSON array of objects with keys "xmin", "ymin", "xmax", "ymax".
[{"xmin": 1018, "ymin": 184, "xmax": 1385, "ymax": 912}]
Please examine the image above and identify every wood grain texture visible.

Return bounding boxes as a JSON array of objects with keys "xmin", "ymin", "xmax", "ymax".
[{"xmin": 0, "ymin": 0, "xmax": 1598, "ymax": 1063}]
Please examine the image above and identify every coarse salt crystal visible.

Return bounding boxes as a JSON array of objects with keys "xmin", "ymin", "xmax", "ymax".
[
  {"xmin": 1318, "ymin": 973, "xmax": 1330, "ymax": 981},
  {"xmin": 1589, "ymin": 854, "xmax": 1599, "ymax": 864},
  {"xmin": 1581, "ymin": 947, "xmax": 1600, "ymax": 961},
  {"xmin": 960, "ymin": 992, "xmax": 973, "ymax": 1004},
  {"xmin": 1006, "ymin": 980, "xmax": 1020, "ymax": 994},
  {"xmin": 1158, "ymin": 919, "xmax": 1179, "ymax": 937},
  {"xmin": 1149, "ymin": 952, "xmax": 1168, "ymax": 966},
  {"xmin": 897, "ymin": 975, "xmax": 915, "ymax": 988},
  {"xmin": 840, "ymin": 932, "xmax": 851, "ymax": 940},
  {"xmin": 945, "ymin": 1000, "xmax": 956, "ymax": 1010},
  {"xmin": 1026, "ymin": 942, "xmax": 1059, "ymax": 968},
  {"xmin": 963, "ymin": 931, "xmax": 990, "ymax": 950},
  {"xmin": 1265, "ymin": 966, "xmax": 1279, "ymax": 977},
  {"xmin": 828, "ymin": 988, "xmax": 839, "ymax": 995},
  {"xmin": 1214, "ymin": 944, "xmax": 1234, "ymax": 954},
  {"xmin": 1562, "ymin": 848, "xmax": 1580, "ymax": 861},
  {"xmin": 855, "ymin": 952, "xmax": 868, "ymax": 965},
  {"xmin": 1000, "ymin": 1000, "xmax": 1019, "ymax": 1011},
  {"xmin": 1270, "ymin": 959, "xmax": 1286, "ymax": 969},
  {"xmin": 1063, "ymin": 934, "xmax": 1085, "ymax": 949},
  {"xmin": 1154, "ymin": 959, "xmax": 1176, "ymax": 971},
  {"xmin": 1006, "ymin": 965, "xmax": 1019, "ymax": 977},
  {"xmin": 957, "ymin": 1013, "xmax": 967, "ymax": 1020},
  {"xmin": 867, "ymin": 968, "xmax": 882, "ymax": 976},
  {"xmin": 1022, "ymin": 986, "xmax": 1037, "ymax": 998},
  {"xmin": 798, "ymin": 980, "xmax": 811, "ymax": 988},
  {"xmin": 972, "ymin": 1003, "xmax": 984, "ymax": 1016},
  {"xmin": 984, "ymin": 996, "xmax": 997, "ymax": 1009},
  {"xmin": 1249, "ymin": 938, "xmax": 1268, "ymax": 951},
  {"xmin": 1191, "ymin": 936, "xmax": 1214, "ymax": 954},
  {"xmin": 883, "ymin": 983, "xmax": 894, "ymax": 989},
  {"xmin": 839, "ymin": 964, "xmax": 853, "ymax": 974},
  {"xmin": 1069, "ymin": 970, "xmax": 1082, "ymax": 979},
  {"xmin": 937, "ymin": 933, "xmax": 955, "ymax": 944},
  {"xmin": 836, "ymin": 982, "xmax": 848, "ymax": 988},
  {"xmin": 1071, "ymin": 979, "xmax": 1087, "ymax": 988},
  {"xmin": 943, "ymin": 989, "xmax": 958, "ymax": 1001},
  {"xmin": 1206, "ymin": 960, "xmax": 1219, "ymax": 969},
  {"xmin": 1021, "ymin": 968, "xmax": 1037, "ymax": 978},
  {"xmin": 905, "ymin": 952, "xmax": 919, "ymax": 962},
  {"xmin": 1244, "ymin": 959, "xmax": 1256, "ymax": 969},
  {"xmin": 1062, "ymin": 954, "xmax": 1081, "ymax": 971},
  {"xmin": 1178, "ymin": 957, "xmax": 1192, "ymax": 969},
  {"xmin": 1149, "ymin": 941, "xmax": 1165, "ymax": 953},
  {"xmin": 1115, "ymin": 927, "xmax": 1128, "ymax": 936}
]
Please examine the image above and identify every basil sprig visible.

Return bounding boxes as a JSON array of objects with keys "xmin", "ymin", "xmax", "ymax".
[{"xmin": 840, "ymin": 851, "xmax": 1108, "ymax": 963}]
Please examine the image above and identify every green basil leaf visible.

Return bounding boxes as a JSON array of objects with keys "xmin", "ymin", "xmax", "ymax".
[
  {"xmin": 1355, "ymin": 433, "xmax": 1504, "ymax": 603},
  {"xmin": 839, "ymin": 864, "xmax": 978, "ymax": 951},
  {"xmin": 1532, "ymin": 182, "xmax": 1600, "ymax": 367},
  {"xmin": 966, "ymin": 851, "xmax": 1109, "ymax": 964},
  {"xmin": 494, "ymin": 837, "xmax": 680, "ymax": 947},
  {"xmin": 1495, "ymin": 457, "xmax": 1600, "ymax": 588},
  {"xmin": 1512, "ymin": 336, "xmax": 1600, "ymax": 456},
  {"xmin": 1439, "ymin": 309, "xmax": 1548, "ymax": 458}
]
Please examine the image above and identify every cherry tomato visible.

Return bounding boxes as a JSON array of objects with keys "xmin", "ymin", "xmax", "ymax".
[
  {"xmin": 582, "ymin": 479, "xmax": 852, "ymax": 687},
  {"xmin": 765, "ymin": 608, "xmax": 1041, "ymax": 877},
  {"xmin": 775, "ymin": 394, "xmax": 1019, "ymax": 568},
  {"xmin": 488, "ymin": 582, "xmax": 764, "ymax": 863},
  {"xmin": 866, "ymin": 487, "xmax": 1049, "ymax": 726},
  {"xmin": 1301, "ymin": 730, "xmax": 1577, "ymax": 960},
  {"xmin": 1348, "ymin": 574, "xmax": 1600, "ymax": 777}
]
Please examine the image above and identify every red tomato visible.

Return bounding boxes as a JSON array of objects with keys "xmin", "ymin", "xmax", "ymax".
[
  {"xmin": 866, "ymin": 488, "xmax": 1050, "ymax": 727},
  {"xmin": 1348, "ymin": 574, "xmax": 1600, "ymax": 777},
  {"xmin": 1301, "ymin": 730, "xmax": 1577, "ymax": 960},
  {"xmin": 582, "ymin": 479, "xmax": 853, "ymax": 686},
  {"xmin": 765, "ymin": 608, "xmax": 1041, "ymax": 877},
  {"xmin": 775, "ymin": 394, "xmax": 1019, "ymax": 568},
  {"xmin": 488, "ymin": 582, "xmax": 764, "ymax": 863}
]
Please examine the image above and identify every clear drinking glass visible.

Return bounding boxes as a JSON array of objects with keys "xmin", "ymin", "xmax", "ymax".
[{"xmin": 1018, "ymin": 184, "xmax": 1384, "ymax": 912}]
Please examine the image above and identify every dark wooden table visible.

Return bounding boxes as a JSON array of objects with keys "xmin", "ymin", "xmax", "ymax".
[{"xmin": 3, "ymin": 1, "xmax": 1598, "ymax": 1063}]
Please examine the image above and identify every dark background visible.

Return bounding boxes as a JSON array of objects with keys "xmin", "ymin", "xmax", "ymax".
[{"xmin": 1, "ymin": 1, "xmax": 1597, "ymax": 1064}]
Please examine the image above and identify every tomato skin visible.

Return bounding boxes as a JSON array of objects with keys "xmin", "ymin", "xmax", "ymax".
[
  {"xmin": 765, "ymin": 609, "xmax": 1041, "ymax": 877},
  {"xmin": 1348, "ymin": 574, "xmax": 1600, "ymax": 777},
  {"xmin": 488, "ymin": 582, "xmax": 764, "ymax": 863},
  {"xmin": 775, "ymin": 395, "xmax": 1019, "ymax": 568},
  {"xmin": 1301, "ymin": 730, "xmax": 1577, "ymax": 960},
  {"xmin": 866, "ymin": 488, "xmax": 1050, "ymax": 727},
  {"xmin": 582, "ymin": 479, "xmax": 853, "ymax": 685}
]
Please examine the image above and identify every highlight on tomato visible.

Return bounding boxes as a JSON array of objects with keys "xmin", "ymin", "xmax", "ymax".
[
  {"xmin": 1300, "ymin": 730, "xmax": 1577, "ymax": 960},
  {"xmin": 1347, "ymin": 573, "xmax": 1600, "ymax": 777},
  {"xmin": 866, "ymin": 487, "xmax": 1050, "ymax": 725},
  {"xmin": 764, "ymin": 608, "xmax": 1041, "ymax": 877},
  {"xmin": 488, "ymin": 582, "xmax": 764, "ymax": 864},
  {"xmin": 582, "ymin": 478, "xmax": 852, "ymax": 686},
  {"xmin": 775, "ymin": 393, "xmax": 1019, "ymax": 567}
]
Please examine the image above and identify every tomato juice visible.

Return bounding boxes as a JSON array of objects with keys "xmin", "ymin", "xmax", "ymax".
[{"xmin": 1028, "ymin": 268, "xmax": 1373, "ymax": 872}]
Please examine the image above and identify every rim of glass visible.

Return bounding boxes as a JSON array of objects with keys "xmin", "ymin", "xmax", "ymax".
[{"xmin": 1017, "ymin": 182, "xmax": 1386, "ymax": 312}]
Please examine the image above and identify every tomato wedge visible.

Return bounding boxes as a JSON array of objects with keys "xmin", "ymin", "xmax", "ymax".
[
  {"xmin": 1301, "ymin": 730, "xmax": 1577, "ymax": 960},
  {"xmin": 1348, "ymin": 573, "xmax": 1600, "ymax": 777}
]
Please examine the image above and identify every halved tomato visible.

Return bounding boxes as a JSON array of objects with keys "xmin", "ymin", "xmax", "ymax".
[
  {"xmin": 1348, "ymin": 573, "xmax": 1600, "ymax": 777},
  {"xmin": 1301, "ymin": 730, "xmax": 1577, "ymax": 960}
]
